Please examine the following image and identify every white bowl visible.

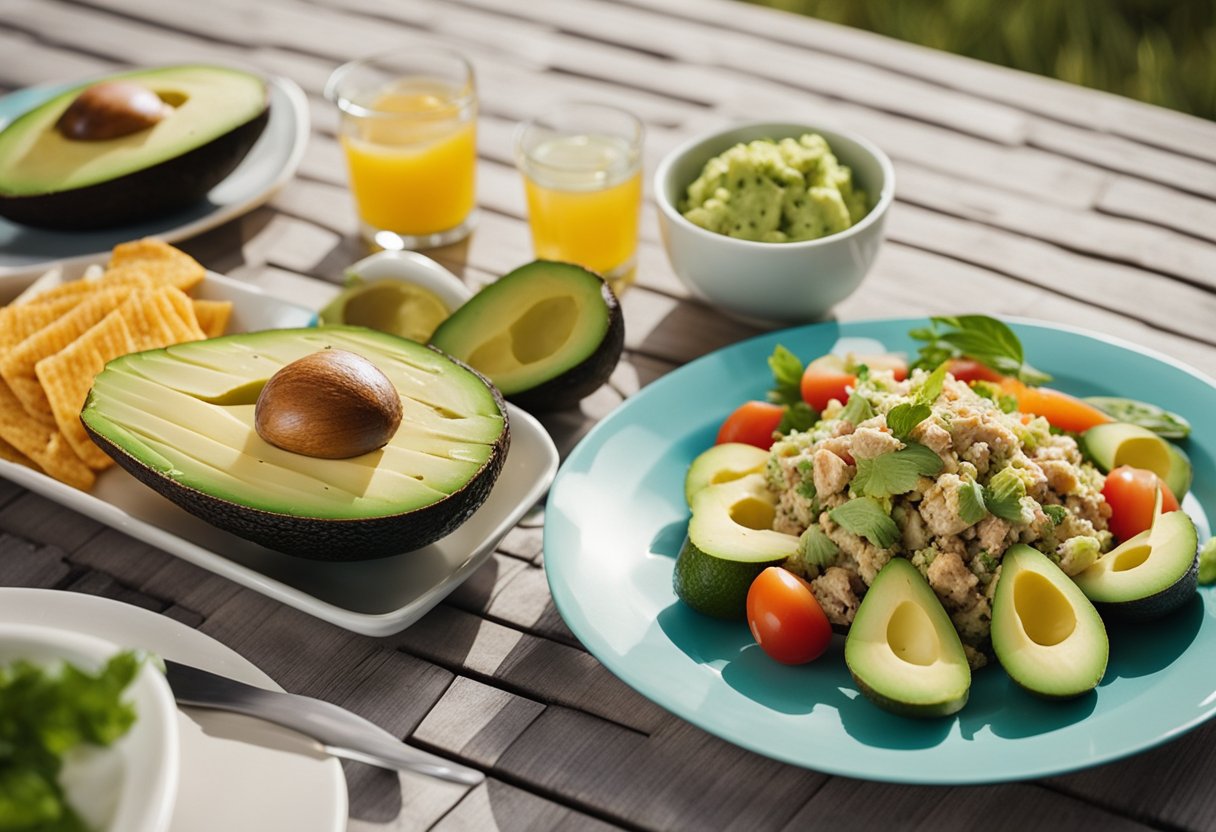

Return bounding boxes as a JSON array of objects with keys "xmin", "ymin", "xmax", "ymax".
[
  {"xmin": 343, "ymin": 250, "xmax": 474, "ymax": 311},
  {"xmin": 0, "ymin": 623, "xmax": 179, "ymax": 832},
  {"xmin": 654, "ymin": 121, "xmax": 894, "ymax": 323}
]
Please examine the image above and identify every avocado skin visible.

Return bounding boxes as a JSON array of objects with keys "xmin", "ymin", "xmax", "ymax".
[
  {"xmin": 507, "ymin": 280, "xmax": 625, "ymax": 411},
  {"xmin": 0, "ymin": 107, "xmax": 268, "ymax": 230},
  {"xmin": 81, "ymin": 361, "xmax": 510, "ymax": 561},
  {"xmin": 1092, "ymin": 555, "xmax": 1198, "ymax": 622},
  {"xmin": 672, "ymin": 535, "xmax": 780, "ymax": 620},
  {"xmin": 850, "ymin": 674, "xmax": 969, "ymax": 718}
]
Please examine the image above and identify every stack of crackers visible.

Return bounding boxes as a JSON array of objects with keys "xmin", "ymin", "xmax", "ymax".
[{"xmin": 0, "ymin": 239, "xmax": 232, "ymax": 491}]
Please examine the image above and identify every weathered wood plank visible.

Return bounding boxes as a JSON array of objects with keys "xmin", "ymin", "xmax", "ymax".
[
  {"xmin": 60, "ymin": 570, "xmax": 165, "ymax": 612},
  {"xmin": 412, "ymin": 676, "xmax": 546, "ymax": 769},
  {"xmin": 0, "ymin": 492, "xmax": 105, "ymax": 554},
  {"xmin": 1097, "ymin": 177, "xmax": 1216, "ymax": 245},
  {"xmin": 0, "ymin": 533, "xmax": 72, "ymax": 587},
  {"xmin": 0, "ymin": 28, "xmax": 119, "ymax": 86},
  {"xmin": 393, "ymin": 605, "xmax": 670, "ymax": 734},
  {"xmin": 435, "ymin": 779, "xmax": 628, "ymax": 832},
  {"xmin": 345, "ymin": 769, "xmax": 469, "ymax": 832},
  {"xmin": 785, "ymin": 779, "xmax": 1153, "ymax": 832}
]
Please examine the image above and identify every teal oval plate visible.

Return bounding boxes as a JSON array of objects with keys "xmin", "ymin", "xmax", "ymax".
[{"xmin": 544, "ymin": 318, "xmax": 1216, "ymax": 784}]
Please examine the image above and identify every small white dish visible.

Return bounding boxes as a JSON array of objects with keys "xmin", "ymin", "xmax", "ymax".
[
  {"xmin": 654, "ymin": 121, "xmax": 895, "ymax": 324},
  {"xmin": 0, "ymin": 271, "xmax": 559, "ymax": 636},
  {"xmin": 0, "ymin": 73, "xmax": 310, "ymax": 280},
  {"xmin": 343, "ymin": 249, "xmax": 474, "ymax": 311},
  {"xmin": 0, "ymin": 589, "xmax": 347, "ymax": 832},
  {"xmin": 0, "ymin": 622, "xmax": 179, "ymax": 832}
]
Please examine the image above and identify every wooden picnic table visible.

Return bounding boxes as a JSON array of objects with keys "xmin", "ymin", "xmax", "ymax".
[{"xmin": 4, "ymin": 0, "xmax": 1216, "ymax": 829}]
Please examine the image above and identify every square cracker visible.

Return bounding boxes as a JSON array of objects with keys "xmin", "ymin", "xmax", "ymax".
[
  {"xmin": 36, "ymin": 310, "xmax": 135, "ymax": 470},
  {"xmin": 117, "ymin": 287, "xmax": 207, "ymax": 351},
  {"xmin": 107, "ymin": 238, "xmax": 205, "ymax": 292},
  {"xmin": 192, "ymin": 299, "xmax": 233, "ymax": 339},
  {"xmin": 0, "ymin": 379, "xmax": 94, "ymax": 490}
]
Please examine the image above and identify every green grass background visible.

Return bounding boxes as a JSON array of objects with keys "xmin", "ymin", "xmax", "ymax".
[{"xmin": 747, "ymin": 0, "xmax": 1215, "ymax": 120}]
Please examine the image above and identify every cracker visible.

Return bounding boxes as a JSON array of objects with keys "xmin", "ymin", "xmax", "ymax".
[
  {"xmin": 118, "ymin": 287, "xmax": 206, "ymax": 351},
  {"xmin": 0, "ymin": 434, "xmax": 38, "ymax": 472},
  {"xmin": 108, "ymin": 238, "xmax": 205, "ymax": 292},
  {"xmin": 36, "ymin": 310, "xmax": 135, "ymax": 470},
  {"xmin": 0, "ymin": 379, "xmax": 94, "ymax": 490},
  {"xmin": 12, "ymin": 269, "xmax": 153, "ymax": 307},
  {"xmin": 0, "ymin": 295, "xmax": 83, "ymax": 353},
  {"xmin": 1, "ymin": 287, "xmax": 134, "ymax": 420},
  {"xmin": 191, "ymin": 299, "xmax": 233, "ymax": 339}
]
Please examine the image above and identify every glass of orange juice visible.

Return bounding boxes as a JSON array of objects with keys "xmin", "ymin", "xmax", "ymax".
[
  {"xmin": 515, "ymin": 103, "xmax": 644, "ymax": 292},
  {"xmin": 326, "ymin": 47, "xmax": 477, "ymax": 250}
]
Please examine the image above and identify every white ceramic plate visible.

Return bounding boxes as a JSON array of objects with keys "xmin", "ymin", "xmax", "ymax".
[
  {"xmin": 0, "ymin": 272, "xmax": 560, "ymax": 636},
  {"xmin": 0, "ymin": 588, "xmax": 347, "ymax": 832},
  {"xmin": 0, "ymin": 73, "xmax": 310, "ymax": 279},
  {"xmin": 0, "ymin": 622, "xmax": 179, "ymax": 832}
]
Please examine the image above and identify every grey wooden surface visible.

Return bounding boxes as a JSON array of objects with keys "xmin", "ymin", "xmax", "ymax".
[{"xmin": 3, "ymin": 0, "xmax": 1216, "ymax": 829}]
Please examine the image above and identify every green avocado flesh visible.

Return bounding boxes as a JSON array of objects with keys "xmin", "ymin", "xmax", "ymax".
[
  {"xmin": 844, "ymin": 558, "xmax": 970, "ymax": 718},
  {"xmin": 81, "ymin": 327, "xmax": 508, "ymax": 559},
  {"xmin": 991, "ymin": 545, "xmax": 1108, "ymax": 698},
  {"xmin": 0, "ymin": 65, "xmax": 268, "ymax": 230},
  {"xmin": 1073, "ymin": 510, "xmax": 1198, "ymax": 620},
  {"xmin": 673, "ymin": 473, "xmax": 797, "ymax": 619},
  {"xmin": 1081, "ymin": 422, "xmax": 1192, "ymax": 501},
  {"xmin": 683, "ymin": 442, "xmax": 770, "ymax": 505},
  {"xmin": 428, "ymin": 260, "xmax": 624, "ymax": 411}
]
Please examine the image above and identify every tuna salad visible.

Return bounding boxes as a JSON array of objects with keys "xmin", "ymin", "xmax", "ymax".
[{"xmin": 766, "ymin": 366, "xmax": 1113, "ymax": 668}]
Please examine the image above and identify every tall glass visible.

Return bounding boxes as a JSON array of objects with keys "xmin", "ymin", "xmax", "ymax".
[
  {"xmin": 515, "ymin": 103, "xmax": 643, "ymax": 293},
  {"xmin": 326, "ymin": 47, "xmax": 478, "ymax": 251}
]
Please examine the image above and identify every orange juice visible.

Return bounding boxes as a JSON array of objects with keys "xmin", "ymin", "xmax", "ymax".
[
  {"xmin": 521, "ymin": 134, "xmax": 641, "ymax": 281},
  {"xmin": 339, "ymin": 84, "xmax": 477, "ymax": 240}
]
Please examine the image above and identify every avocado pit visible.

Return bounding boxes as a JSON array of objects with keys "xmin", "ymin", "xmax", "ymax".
[
  {"xmin": 254, "ymin": 349, "xmax": 403, "ymax": 459},
  {"xmin": 55, "ymin": 81, "xmax": 172, "ymax": 141}
]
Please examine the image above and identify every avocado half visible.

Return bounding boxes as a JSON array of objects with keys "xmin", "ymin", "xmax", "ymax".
[
  {"xmin": 0, "ymin": 65, "xmax": 269, "ymax": 230},
  {"xmin": 80, "ymin": 326, "xmax": 509, "ymax": 561},
  {"xmin": 428, "ymin": 260, "xmax": 625, "ymax": 411}
]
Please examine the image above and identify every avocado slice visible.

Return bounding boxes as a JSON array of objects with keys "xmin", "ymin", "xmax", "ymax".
[
  {"xmin": 844, "ymin": 558, "xmax": 970, "ymax": 717},
  {"xmin": 1073, "ymin": 509, "xmax": 1199, "ymax": 620},
  {"xmin": 673, "ymin": 473, "xmax": 798, "ymax": 619},
  {"xmin": 683, "ymin": 442, "xmax": 771, "ymax": 505},
  {"xmin": 1081, "ymin": 422, "xmax": 1192, "ymax": 501},
  {"xmin": 81, "ymin": 326, "xmax": 508, "ymax": 561},
  {"xmin": 428, "ymin": 261, "xmax": 624, "ymax": 411},
  {"xmin": 0, "ymin": 65, "xmax": 269, "ymax": 230},
  {"xmin": 991, "ymin": 545, "xmax": 1108, "ymax": 698}
]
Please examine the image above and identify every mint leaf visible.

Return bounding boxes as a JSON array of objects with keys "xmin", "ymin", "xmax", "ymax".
[
  {"xmin": 797, "ymin": 526, "xmax": 840, "ymax": 570},
  {"xmin": 984, "ymin": 468, "xmax": 1027, "ymax": 522},
  {"xmin": 766, "ymin": 345, "xmax": 805, "ymax": 407},
  {"xmin": 913, "ymin": 316, "xmax": 1051, "ymax": 385},
  {"xmin": 839, "ymin": 393, "xmax": 874, "ymax": 425},
  {"xmin": 914, "ymin": 362, "xmax": 949, "ymax": 407},
  {"xmin": 829, "ymin": 497, "xmax": 900, "ymax": 548},
  {"xmin": 852, "ymin": 442, "xmax": 943, "ymax": 498},
  {"xmin": 777, "ymin": 402, "xmax": 817, "ymax": 436},
  {"xmin": 959, "ymin": 479, "xmax": 988, "ymax": 525},
  {"xmin": 1043, "ymin": 504, "xmax": 1069, "ymax": 525},
  {"xmin": 886, "ymin": 403, "xmax": 932, "ymax": 439}
]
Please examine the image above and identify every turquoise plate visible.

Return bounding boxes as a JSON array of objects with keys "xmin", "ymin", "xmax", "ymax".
[{"xmin": 544, "ymin": 318, "xmax": 1216, "ymax": 784}]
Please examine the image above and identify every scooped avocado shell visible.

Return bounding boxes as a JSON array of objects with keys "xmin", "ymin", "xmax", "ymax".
[
  {"xmin": 428, "ymin": 260, "xmax": 624, "ymax": 411},
  {"xmin": 81, "ymin": 326, "xmax": 509, "ymax": 560},
  {"xmin": 0, "ymin": 65, "xmax": 269, "ymax": 230}
]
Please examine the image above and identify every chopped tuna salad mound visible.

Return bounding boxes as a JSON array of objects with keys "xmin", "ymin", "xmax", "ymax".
[{"xmin": 765, "ymin": 368, "xmax": 1113, "ymax": 668}]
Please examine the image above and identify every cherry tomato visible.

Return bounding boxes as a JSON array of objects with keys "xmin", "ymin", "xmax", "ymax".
[
  {"xmin": 945, "ymin": 358, "xmax": 1006, "ymax": 384},
  {"xmin": 1102, "ymin": 465, "xmax": 1180, "ymax": 542},
  {"xmin": 746, "ymin": 566, "xmax": 833, "ymax": 665},
  {"xmin": 999, "ymin": 378, "xmax": 1114, "ymax": 434},
  {"xmin": 716, "ymin": 401, "xmax": 784, "ymax": 449},
  {"xmin": 800, "ymin": 354, "xmax": 908, "ymax": 412}
]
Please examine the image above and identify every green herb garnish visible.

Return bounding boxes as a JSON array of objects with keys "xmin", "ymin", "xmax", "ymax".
[
  {"xmin": 797, "ymin": 526, "xmax": 840, "ymax": 570},
  {"xmin": 984, "ymin": 467, "xmax": 1028, "ymax": 522},
  {"xmin": 765, "ymin": 345, "xmax": 819, "ymax": 436},
  {"xmin": 1084, "ymin": 396, "xmax": 1191, "ymax": 439},
  {"xmin": 0, "ymin": 651, "xmax": 142, "ymax": 832},
  {"xmin": 958, "ymin": 479, "xmax": 988, "ymax": 525},
  {"xmin": 852, "ymin": 443, "xmax": 943, "ymax": 498},
  {"xmin": 910, "ymin": 316, "xmax": 1050, "ymax": 385},
  {"xmin": 829, "ymin": 497, "xmax": 901, "ymax": 549},
  {"xmin": 839, "ymin": 392, "xmax": 874, "ymax": 425},
  {"xmin": 886, "ymin": 403, "xmax": 932, "ymax": 439},
  {"xmin": 1043, "ymin": 504, "xmax": 1069, "ymax": 525}
]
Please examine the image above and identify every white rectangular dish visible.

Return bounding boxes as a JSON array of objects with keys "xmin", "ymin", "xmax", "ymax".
[{"xmin": 0, "ymin": 272, "xmax": 559, "ymax": 636}]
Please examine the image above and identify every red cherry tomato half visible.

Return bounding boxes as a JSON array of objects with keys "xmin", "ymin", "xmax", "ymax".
[
  {"xmin": 800, "ymin": 354, "xmax": 908, "ymax": 412},
  {"xmin": 1102, "ymin": 465, "xmax": 1180, "ymax": 542},
  {"xmin": 716, "ymin": 401, "xmax": 785, "ymax": 449},
  {"xmin": 945, "ymin": 358, "xmax": 1006, "ymax": 384},
  {"xmin": 746, "ymin": 566, "xmax": 833, "ymax": 665}
]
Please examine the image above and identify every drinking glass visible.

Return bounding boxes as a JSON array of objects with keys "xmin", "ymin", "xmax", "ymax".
[
  {"xmin": 515, "ymin": 103, "xmax": 644, "ymax": 292},
  {"xmin": 326, "ymin": 47, "xmax": 478, "ymax": 250}
]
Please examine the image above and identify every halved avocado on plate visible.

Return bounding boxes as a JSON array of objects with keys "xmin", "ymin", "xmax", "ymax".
[
  {"xmin": 81, "ymin": 326, "xmax": 509, "ymax": 561},
  {"xmin": 429, "ymin": 261, "xmax": 624, "ymax": 411},
  {"xmin": 1081, "ymin": 422, "xmax": 1192, "ymax": 501},
  {"xmin": 0, "ymin": 65, "xmax": 269, "ymax": 230}
]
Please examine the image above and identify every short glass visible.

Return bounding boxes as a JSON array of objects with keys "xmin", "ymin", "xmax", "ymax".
[
  {"xmin": 326, "ymin": 47, "xmax": 478, "ymax": 250},
  {"xmin": 515, "ymin": 103, "xmax": 644, "ymax": 292}
]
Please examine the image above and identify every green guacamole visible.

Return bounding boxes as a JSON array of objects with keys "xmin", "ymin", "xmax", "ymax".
[{"xmin": 679, "ymin": 133, "xmax": 869, "ymax": 243}]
